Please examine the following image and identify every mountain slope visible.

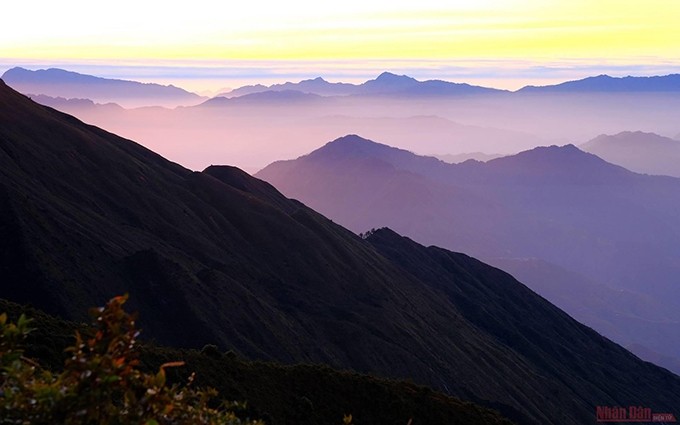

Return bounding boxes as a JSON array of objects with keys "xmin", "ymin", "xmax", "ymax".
[
  {"xmin": 581, "ymin": 131, "xmax": 680, "ymax": 177},
  {"xmin": 2, "ymin": 67, "xmax": 205, "ymax": 108},
  {"xmin": 256, "ymin": 135, "xmax": 680, "ymax": 365},
  {"xmin": 2, "ymin": 80, "xmax": 680, "ymax": 424},
  {"xmin": 0, "ymin": 298, "xmax": 513, "ymax": 425}
]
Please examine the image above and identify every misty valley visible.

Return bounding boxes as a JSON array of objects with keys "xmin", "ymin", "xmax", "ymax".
[{"xmin": 1, "ymin": 67, "xmax": 680, "ymax": 424}]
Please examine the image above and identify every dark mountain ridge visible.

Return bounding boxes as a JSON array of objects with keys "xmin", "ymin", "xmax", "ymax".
[{"xmin": 2, "ymin": 80, "xmax": 680, "ymax": 424}]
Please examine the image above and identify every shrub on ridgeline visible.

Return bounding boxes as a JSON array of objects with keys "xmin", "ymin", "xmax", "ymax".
[{"xmin": 0, "ymin": 294, "xmax": 263, "ymax": 425}]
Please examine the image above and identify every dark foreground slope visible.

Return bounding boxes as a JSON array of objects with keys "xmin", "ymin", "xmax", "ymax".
[
  {"xmin": 1, "ymin": 80, "xmax": 680, "ymax": 424},
  {"xmin": 0, "ymin": 298, "xmax": 511, "ymax": 425}
]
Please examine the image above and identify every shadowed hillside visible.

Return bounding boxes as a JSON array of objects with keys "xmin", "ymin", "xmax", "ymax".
[{"xmin": 0, "ymin": 298, "xmax": 513, "ymax": 425}]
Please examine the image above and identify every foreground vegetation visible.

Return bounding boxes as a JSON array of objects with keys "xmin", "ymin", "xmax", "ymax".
[
  {"xmin": 0, "ymin": 295, "xmax": 262, "ymax": 424},
  {"xmin": 0, "ymin": 297, "xmax": 512, "ymax": 425}
]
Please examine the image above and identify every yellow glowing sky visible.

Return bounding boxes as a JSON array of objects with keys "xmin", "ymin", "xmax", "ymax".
[{"xmin": 2, "ymin": 0, "xmax": 679, "ymax": 90}]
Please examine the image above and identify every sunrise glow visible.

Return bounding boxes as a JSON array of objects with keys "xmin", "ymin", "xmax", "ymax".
[{"xmin": 3, "ymin": 0, "xmax": 679, "ymax": 90}]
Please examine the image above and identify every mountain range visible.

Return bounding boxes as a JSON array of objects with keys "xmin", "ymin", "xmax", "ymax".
[
  {"xmin": 222, "ymin": 72, "xmax": 680, "ymax": 98},
  {"xmin": 256, "ymin": 135, "xmax": 680, "ymax": 371},
  {"xmin": 220, "ymin": 72, "xmax": 505, "ymax": 98},
  {"xmin": 5, "ymin": 67, "xmax": 680, "ymax": 172},
  {"xmin": 581, "ymin": 131, "xmax": 680, "ymax": 177},
  {"xmin": 1, "ymin": 67, "xmax": 206, "ymax": 108},
  {"xmin": 6, "ymin": 68, "xmax": 680, "ymax": 106},
  {"xmin": 3, "ymin": 79, "xmax": 680, "ymax": 423},
  {"xmin": 519, "ymin": 74, "xmax": 680, "ymax": 93}
]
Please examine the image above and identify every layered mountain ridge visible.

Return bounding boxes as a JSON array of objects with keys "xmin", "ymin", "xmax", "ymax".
[
  {"xmin": 1, "ymin": 67, "xmax": 206, "ymax": 108},
  {"xmin": 581, "ymin": 131, "xmax": 680, "ymax": 177},
  {"xmin": 2, "ymin": 79, "xmax": 680, "ymax": 424},
  {"xmin": 257, "ymin": 135, "xmax": 680, "ymax": 372}
]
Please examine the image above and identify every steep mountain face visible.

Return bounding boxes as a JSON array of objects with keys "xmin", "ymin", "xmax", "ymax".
[
  {"xmin": 256, "ymin": 135, "xmax": 680, "ymax": 367},
  {"xmin": 1, "ymin": 67, "xmax": 206, "ymax": 108},
  {"xmin": 519, "ymin": 74, "xmax": 680, "ymax": 93},
  {"xmin": 3, "ymin": 80, "xmax": 680, "ymax": 424},
  {"xmin": 581, "ymin": 131, "xmax": 680, "ymax": 177}
]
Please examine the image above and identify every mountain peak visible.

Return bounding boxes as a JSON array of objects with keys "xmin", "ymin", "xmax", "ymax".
[
  {"xmin": 308, "ymin": 134, "xmax": 397, "ymax": 159},
  {"xmin": 374, "ymin": 72, "xmax": 417, "ymax": 83},
  {"xmin": 482, "ymin": 143, "xmax": 634, "ymax": 183},
  {"xmin": 589, "ymin": 130, "xmax": 675, "ymax": 144},
  {"xmin": 581, "ymin": 131, "xmax": 680, "ymax": 177},
  {"xmin": 377, "ymin": 71, "xmax": 411, "ymax": 79},
  {"xmin": 500, "ymin": 144, "xmax": 599, "ymax": 163}
]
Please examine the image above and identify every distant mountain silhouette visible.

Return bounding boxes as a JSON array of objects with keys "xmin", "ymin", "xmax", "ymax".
[
  {"xmin": 222, "ymin": 72, "xmax": 680, "ymax": 99},
  {"xmin": 519, "ymin": 74, "xmax": 680, "ymax": 93},
  {"xmin": 28, "ymin": 93, "xmax": 124, "ymax": 112},
  {"xmin": 222, "ymin": 77, "xmax": 358, "ymax": 97},
  {"xmin": 581, "ymin": 131, "xmax": 680, "ymax": 177},
  {"xmin": 2, "ymin": 67, "xmax": 206, "ymax": 108},
  {"xmin": 201, "ymin": 90, "xmax": 323, "ymax": 106},
  {"xmin": 220, "ymin": 72, "xmax": 504, "ymax": 98},
  {"xmin": 3, "ymin": 80, "xmax": 680, "ymax": 424},
  {"xmin": 360, "ymin": 72, "xmax": 503, "ymax": 96},
  {"xmin": 435, "ymin": 152, "xmax": 503, "ymax": 163},
  {"xmin": 257, "ymin": 135, "xmax": 680, "ymax": 366}
]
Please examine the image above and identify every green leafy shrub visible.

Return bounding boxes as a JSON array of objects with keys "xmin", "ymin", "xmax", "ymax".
[{"xmin": 0, "ymin": 294, "xmax": 263, "ymax": 425}]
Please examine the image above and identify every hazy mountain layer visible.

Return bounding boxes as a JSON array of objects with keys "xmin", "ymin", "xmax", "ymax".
[
  {"xmin": 222, "ymin": 72, "xmax": 504, "ymax": 98},
  {"xmin": 519, "ymin": 74, "xmax": 680, "ymax": 93},
  {"xmin": 581, "ymin": 131, "xmax": 680, "ymax": 177},
  {"xmin": 1, "ymin": 67, "xmax": 206, "ymax": 108},
  {"xmin": 257, "ymin": 135, "xmax": 680, "ymax": 369},
  {"xmin": 3, "ymin": 80, "xmax": 680, "ymax": 423},
  {"xmin": 9, "ymin": 68, "xmax": 680, "ymax": 172}
]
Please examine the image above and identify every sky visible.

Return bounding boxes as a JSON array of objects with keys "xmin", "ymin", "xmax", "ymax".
[{"xmin": 2, "ymin": 0, "xmax": 680, "ymax": 92}]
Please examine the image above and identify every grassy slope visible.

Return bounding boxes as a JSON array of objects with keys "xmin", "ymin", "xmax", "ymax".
[{"xmin": 0, "ymin": 298, "xmax": 513, "ymax": 425}]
